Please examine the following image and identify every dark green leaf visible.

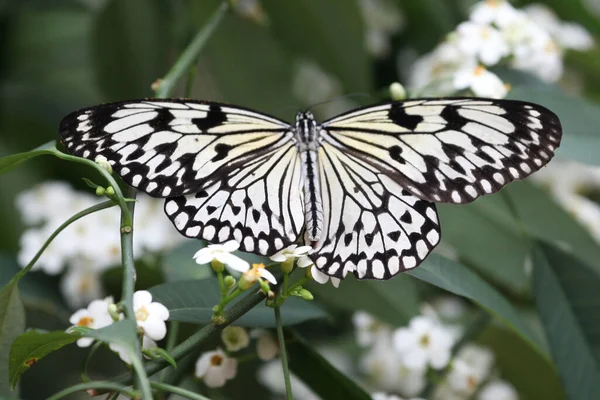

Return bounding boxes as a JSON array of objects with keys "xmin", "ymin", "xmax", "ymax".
[
  {"xmin": 478, "ymin": 326, "xmax": 566, "ymax": 400},
  {"xmin": 499, "ymin": 68, "xmax": 600, "ymax": 166},
  {"xmin": 161, "ymin": 241, "xmax": 212, "ymax": 282},
  {"xmin": 408, "ymin": 254, "xmax": 545, "ymax": 355},
  {"xmin": 8, "ymin": 330, "xmax": 79, "ymax": 390},
  {"xmin": 149, "ymin": 279, "xmax": 327, "ymax": 327},
  {"xmin": 0, "ymin": 280, "xmax": 25, "ymax": 396},
  {"xmin": 532, "ymin": 241, "xmax": 600, "ymax": 400},
  {"xmin": 143, "ymin": 347, "xmax": 177, "ymax": 369},
  {"xmin": 82, "ymin": 320, "xmax": 138, "ymax": 349},
  {"xmin": 287, "ymin": 330, "xmax": 371, "ymax": 400},
  {"xmin": 0, "ymin": 142, "xmax": 54, "ymax": 176},
  {"xmin": 91, "ymin": 0, "xmax": 172, "ymax": 100},
  {"xmin": 309, "ymin": 273, "xmax": 419, "ymax": 326},
  {"xmin": 264, "ymin": 0, "xmax": 372, "ymax": 96}
]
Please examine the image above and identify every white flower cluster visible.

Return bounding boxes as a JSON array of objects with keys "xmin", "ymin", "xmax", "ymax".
[
  {"xmin": 409, "ymin": 0, "xmax": 594, "ymax": 98},
  {"xmin": 68, "ymin": 290, "xmax": 170, "ymax": 364},
  {"xmin": 357, "ymin": 0, "xmax": 404, "ymax": 57},
  {"xmin": 270, "ymin": 244, "xmax": 341, "ymax": 287},
  {"xmin": 195, "ymin": 326, "xmax": 279, "ymax": 388},
  {"xmin": 533, "ymin": 160, "xmax": 600, "ymax": 243},
  {"xmin": 16, "ymin": 181, "xmax": 182, "ymax": 309},
  {"xmin": 355, "ymin": 302, "xmax": 518, "ymax": 399}
]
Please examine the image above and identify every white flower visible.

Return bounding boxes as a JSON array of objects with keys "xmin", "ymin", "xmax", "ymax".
[
  {"xmin": 193, "ymin": 240, "xmax": 249, "ymax": 272},
  {"xmin": 68, "ymin": 296, "xmax": 114, "ymax": 347},
  {"xmin": 270, "ymin": 244, "xmax": 312, "ymax": 263},
  {"xmin": 456, "ymin": 21, "xmax": 510, "ymax": 65},
  {"xmin": 221, "ymin": 326, "xmax": 250, "ymax": 352},
  {"xmin": 258, "ymin": 359, "xmax": 318, "ymax": 400},
  {"xmin": 478, "ymin": 380, "xmax": 519, "ymax": 400},
  {"xmin": 372, "ymin": 393, "xmax": 425, "ymax": 400},
  {"xmin": 454, "ymin": 65, "xmax": 508, "ymax": 98},
  {"xmin": 94, "ymin": 155, "xmax": 113, "ymax": 173},
  {"xmin": 110, "ymin": 335, "xmax": 156, "ymax": 365},
  {"xmin": 251, "ymin": 329, "xmax": 279, "ymax": 361},
  {"xmin": 447, "ymin": 344, "xmax": 495, "ymax": 396},
  {"xmin": 558, "ymin": 22, "xmax": 595, "ymax": 50},
  {"xmin": 352, "ymin": 311, "xmax": 390, "ymax": 347},
  {"xmin": 60, "ymin": 263, "xmax": 104, "ymax": 309},
  {"xmin": 195, "ymin": 348, "xmax": 238, "ymax": 388},
  {"xmin": 393, "ymin": 315, "xmax": 455, "ymax": 370},
  {"xmin": 134, "ymin": 196, "xmax": 183, "ymax": 253},
  {"xmin": 310, "ymin": 266, "xmax": 341, "ymax": 288},
  {"xmin": 15, "ymin": 181, "xmax": 77, "ymax": 225},
  {"xmin": 358, "ymin": 0, "xmax": 404, "ymax": 57},
  {"xmin": 237, "ymin": 262, "xmax": 278, "ymax": 285},
  {"xmin": 361, "ymin": 339, "xmax": 426, "ymax": 396},
  {"xmin": 431, "ymin": 296, "xmax": 467, "ymax": 322},
  {"xmin": 470, "ymin": 0, "xmax": 520, "ymax": 27},
  {"xmin": 133, "ymin": 290, "xmax": 169, "ymax": 341},
  {"xmin": 18, "ymin": 227, "xmax": 67, "ymax": 274}
]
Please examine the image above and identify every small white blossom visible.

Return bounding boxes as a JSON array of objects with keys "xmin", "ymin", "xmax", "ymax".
[
  {"xmin": 94, "ymin": 155, "xmax": 113, "ymax": 173},
  {"xmin": 270, "ymin": 244, "xmax": 312, "ymax": 263},
  {"xmin": 193, "ymin": 240, "xmax": 249, "ymax": 271},
  {"xmin": 110, "ymin": 335, "xmax": 156, "ymax": 365},
  {"xmin": 60, "ymin": 262, "xmax": 104, "ymax": 309},
  {"xmin": 15, "ymin": 181, "xmax": 77, "ymax": 225},
  {"xmin": 454, "ymin": 65, "xmax": 508, "ymax": 98},
  {"xmin": 237, "ymin": 262, "xmax": 278, "ymax": 285},
  {"xmin": 353, "ymin": 311, "xmax": 390, "ymax": 347},
  {"xmin": 447, "ymin": 344, "xmax": 495, "ymax": 396},
  {"xmin": 221, "ymin": 326, "xmax": 250, "ymax": 352},
  {"xmin": 393, "ymin": 315, "xmax": 455, "ymax": 370},
  {"xmin": 133, "ymin": 290, "xmax": 169, "ymax": 341},
  {"xmin": 456, "ymin": 21, "xmax": 509, "ymax": 65},
  {"xmin": 470, "ymin": 0, "xmax": 520, "ymax": 27},
  {"xmin": 195, "ymin": 348, "xmax": 238, "ymax": 388},
  {"xmin": 68, "ymin": 296, "xmax": 114, "ymax": 347},
  {"xmin": 478, "ymin": 380, "xmax": 519, "ymax": 400},
  {"xmin": 251, "ymin": 329, "xmax": 279, "ymax": 361},
  {"xmin": 431, "ymin": 296, "xmax": 467, "ymax": 322},
  {"xmin": 310, "ymin": 266, "xmax": 341, "ymax": 288}
]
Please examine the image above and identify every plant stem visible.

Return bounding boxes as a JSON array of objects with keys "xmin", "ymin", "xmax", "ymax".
[
  {"xmin": 151, "ymin": 381, "xmax": 212, "ymax": 400},
  {"xmin": 46, "ymin": 382, "xmax": 137, "ymax": 400},
  {"xmin": 154, "ymin": 1, "xmax": 229, "ymax": 98},
  {"xmin": 275, "ymin": 306, "xmax": 294, "ymax": 400}
]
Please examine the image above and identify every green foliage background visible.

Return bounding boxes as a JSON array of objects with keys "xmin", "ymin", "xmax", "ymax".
[{"xmin": 1, "ymin": 0, "xmax": 600, "ymax": 399}]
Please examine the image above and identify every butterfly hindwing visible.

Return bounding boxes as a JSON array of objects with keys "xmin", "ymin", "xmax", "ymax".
[
  {"xmin": 310, "ymin": 143, "xmax": 440, "ymax": 280},
  {"xmin": 323, "ymin": 98, "xmax": 562, "ymax": 204},
  {"xmin": 59, "ymin": 99, "xmax": 292, "ymax": 197}
]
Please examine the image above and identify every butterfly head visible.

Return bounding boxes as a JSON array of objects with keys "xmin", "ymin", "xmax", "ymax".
[{"xmin": 294, "ymin": 111, "xmax": 319, "ymax": 149}]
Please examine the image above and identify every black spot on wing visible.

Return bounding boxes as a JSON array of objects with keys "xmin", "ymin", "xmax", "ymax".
[{"xmin": 389, "ymin": 106, "xmax": 424, "ymax": 130}]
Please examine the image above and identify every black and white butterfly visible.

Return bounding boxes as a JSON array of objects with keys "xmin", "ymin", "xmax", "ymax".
[{"xmin": 59, "ymin": 98, "xmax": 561, "ymax": 280}]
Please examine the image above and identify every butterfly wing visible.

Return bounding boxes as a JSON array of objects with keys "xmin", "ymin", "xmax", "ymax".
[
  {"xmin": 310, "ymin": 142, "xmax": 440, "ymax": 280},
  {"xmin": 322, "ymin": 98, "xmax": 562, "ymax": 204},
  {"xmin": 60, "ymin": 99, "xmax": 304, "ymax": 255}
]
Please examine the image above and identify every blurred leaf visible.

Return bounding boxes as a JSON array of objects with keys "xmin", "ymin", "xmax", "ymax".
[
  {"xmin": 287, "ymin": 330, "xmax": 371, "ymax": 400},
  {"xmin": 0, "ymin": 142, "xmax": 54, "ymax": 176},
  {"xmin": 408, "ymin": 254, "xmax": 545, "ymax": 356},
  {"xmin": 309, "ymin": 273, "xmax": 419, "ymax": 326},
  {"xmin": 478, "ymin": 326, "xmax": 566, "ymax": 400},
  {"xmin": 397, "ymin": 0, "xmax": 459, "ymax": 52},
  {"xmin": 263, "ymin": 0, "xmax": 372, "ymax": 95},
  {"xmin": 149, "ymin": 279, "xmax": 327, "ymax": 327},
  {"xmin": 83, "ymin": 320, "xmax": 138, "ymax": 349},
  {"xmin": 190, "ymin": 2, "xmax": 298, "ymax": 119},
  {"xmin": 532, "ymin": 241, "xmax": 600, "ymax": 400},
  {"xmin": 498, "ymin": 68, "xmax": 600, "ymax": 166},
  {"xmin": 8, "ymin": 330, "xmax": 78, "ymax": 390},
  {"xmin": 91, "ymin": 0, "xmax": 172, "ymax": 100},
  {"xmin": 161, "ymin": 241, "xmax": 212, "ymax": 282},
  {"xmin": 0, "ymin": 279, "xmax": 25, "ymax": 396}
]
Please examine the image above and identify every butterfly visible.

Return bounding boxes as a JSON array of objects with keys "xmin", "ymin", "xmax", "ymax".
[{"xmin": 59, "ymin": 98, "xmax": 561, "ymax": 280}]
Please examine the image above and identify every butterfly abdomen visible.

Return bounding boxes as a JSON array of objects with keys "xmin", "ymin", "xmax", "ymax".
[{"xmin": 301, "ymin": 150, "xmax": 324, "ymax": 241}]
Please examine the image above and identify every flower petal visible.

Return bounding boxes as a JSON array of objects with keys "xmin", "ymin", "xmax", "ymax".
[
  {"xmin": 147, "ymin": 302, "xmax": 170, "ymax": 321},
  {"xmin": 269, "ymin": 252, "xmax": 287, "ymax": 262},
  {"xmin": 297, "ymin": 256, "xmax": 313, "ymax": 268},
  {"xmin": 258, "ymin": 268, "xmax": 278, "ymax": 285},
  {"xmin": 193, "ymin": 248, "xmax": 214, "ymax": 264},
  {"xmin": 133, "ymin": 290, "xmax": 152, "ymax": 308},
  {"xmin": 294, "ymin": 245, "xmax": 312, "ymax": 255},
  {"xmin": 218, "ymin": 253, "xmax": 250, "ymax": 272},
  {"xmin": 311, "ymin": 267, "xmax": 330, "ymax": 284},
  {"xmin": 222, "ymin": 240, "xmax": 240, "ymax": 253},
  {"xmin": 139, "ymin": 318, "xmax": 167, "ymax": 341}
]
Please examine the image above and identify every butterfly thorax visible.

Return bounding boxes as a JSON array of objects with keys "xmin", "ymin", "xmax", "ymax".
[{"xmin": 295, "ymin": 111, "xmax": 324, "ymax": 242}]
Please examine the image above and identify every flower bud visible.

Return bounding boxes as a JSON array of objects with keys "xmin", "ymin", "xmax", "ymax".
[
  {"xmin": 389, "ymin": 82, "xmax": 407, "ymax": 101},
  {"xmin": 224, "ymin": 275, "xmax": 236, "ymax": 288},
  {"xmin": 211, "ymin": 260, "xmax": 225, "ymax": 273}
]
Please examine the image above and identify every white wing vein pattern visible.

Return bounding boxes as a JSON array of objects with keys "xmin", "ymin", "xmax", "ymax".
[
  {"xmin": 311, "ymin": 143, "xmax": 441, "ymax": 280},
  {"xmin": 60, "ymin": 99, "xmax": 304, "ymax": 256},
  {"xmin": 323, "ymin": 98, "xmax": 562, "ymax": 204}
]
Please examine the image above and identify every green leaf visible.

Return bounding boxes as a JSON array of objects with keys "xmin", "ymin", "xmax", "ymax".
[
  {"xmin": 287, "ymin": 330, "xmax": 371, "ymax": 400},
  {"xmin": 263, "ymin": 0, "xmax": 372, "ymax": 96},
  {"xmin": 478, "ymin": 326, "xmax": 566, "ymax": 400},
  {"xmin": 532, "ymin": 241, "xmax": 600, "ymax": 400},
  {"xmin": 0, "ymin": 280, "xmax": 25, "ymax": 396},
  {"xmin": 0, "ymin": 142, "xmax": 54, "ymax": 176},
  {"xmin": 149, "ymin": 279, "xmax": 327, "ymax": 327},
  {"xmin": 91, "ymin": 0, "xmax": 172, "ymax": 100},
  {"xmin": 408, "ymin": 254, "xmax": 545, "ymax": 355},
  {"xmin": 309, "ymin": 273, "xmax": 419, "ymax": 326},
  {"xmin": 161, "ymin": 241, "xmax": 213, "ymax": 282},
  {"xmin": 82, "ymin": 320, "xmax": 138, "ymax": 350},
  {"xmin": 143, "ymin": 347, "xmax": 177, "ymax": 369},
  {"xmin": 8, "ymin": 330, "xmax": 79, "ymax": 390},
  {"xmin": 499, "ymin": 68, "xmax": 600, "ymax": 166}
]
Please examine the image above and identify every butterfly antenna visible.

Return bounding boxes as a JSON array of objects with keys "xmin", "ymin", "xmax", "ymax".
[{"xmin": 306, "ymin": 93, "xmax": 372, "ymax": 112}]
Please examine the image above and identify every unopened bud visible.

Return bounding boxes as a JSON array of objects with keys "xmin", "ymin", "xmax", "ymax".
[
  {"xmin": 238, "ymin": 274, "xmax": 256, "ymax": 290},
  {"xmin": 105, "ymin": 186, "xmax": 115, "ymax": 196},
  {"xmin": 94, "ymin": 155, "xmax": 113, "ymax": 174},
  {"xmin": 108, "ymin": 304, "xmax": 121, "ymax": 321},
  {"xmin": 95, "ymin": 187, "xmax": 106, "ymax": 196},
  {"xmin": 389, "ymin": 82, "xmax": 407, "ymax": 101},
  {"xmin": 298, "ymin": 288, "xmax": 313, "ymax": 301},
  {"xmin": 224, "ymin": 275, "xmax": 236, "ymax": 288},
  {"xmin": 281, "ymin": 259, "xmax": 294, "ymax": 274},
  {"xmin": 211, "ymin": 260, "xmax": 225, "ymax": 273}
]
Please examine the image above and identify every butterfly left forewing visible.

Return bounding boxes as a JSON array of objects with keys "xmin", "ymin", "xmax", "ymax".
[
  {"xmin": 322, "ymin": 98, "xmax": 562, "ymax": 204},
  {"xmin": 311, "ymin": 143, "xmax": 440, "ymax": 280}
]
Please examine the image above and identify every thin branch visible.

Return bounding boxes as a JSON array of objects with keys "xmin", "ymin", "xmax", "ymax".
[
  {"xmin": 154, "ymin": 2, "xmax": 230, "ymax": 98},
  {"xmin": 46, "ymin": 381, "xmax": 137, "ymax": 400},
  {"xmin": 275, "ymin": 306, "xmax": 294, "ymax": 400},
  {"xmin": 151, "ymin": 381, "xmax": 212, "ymax": 400}
]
